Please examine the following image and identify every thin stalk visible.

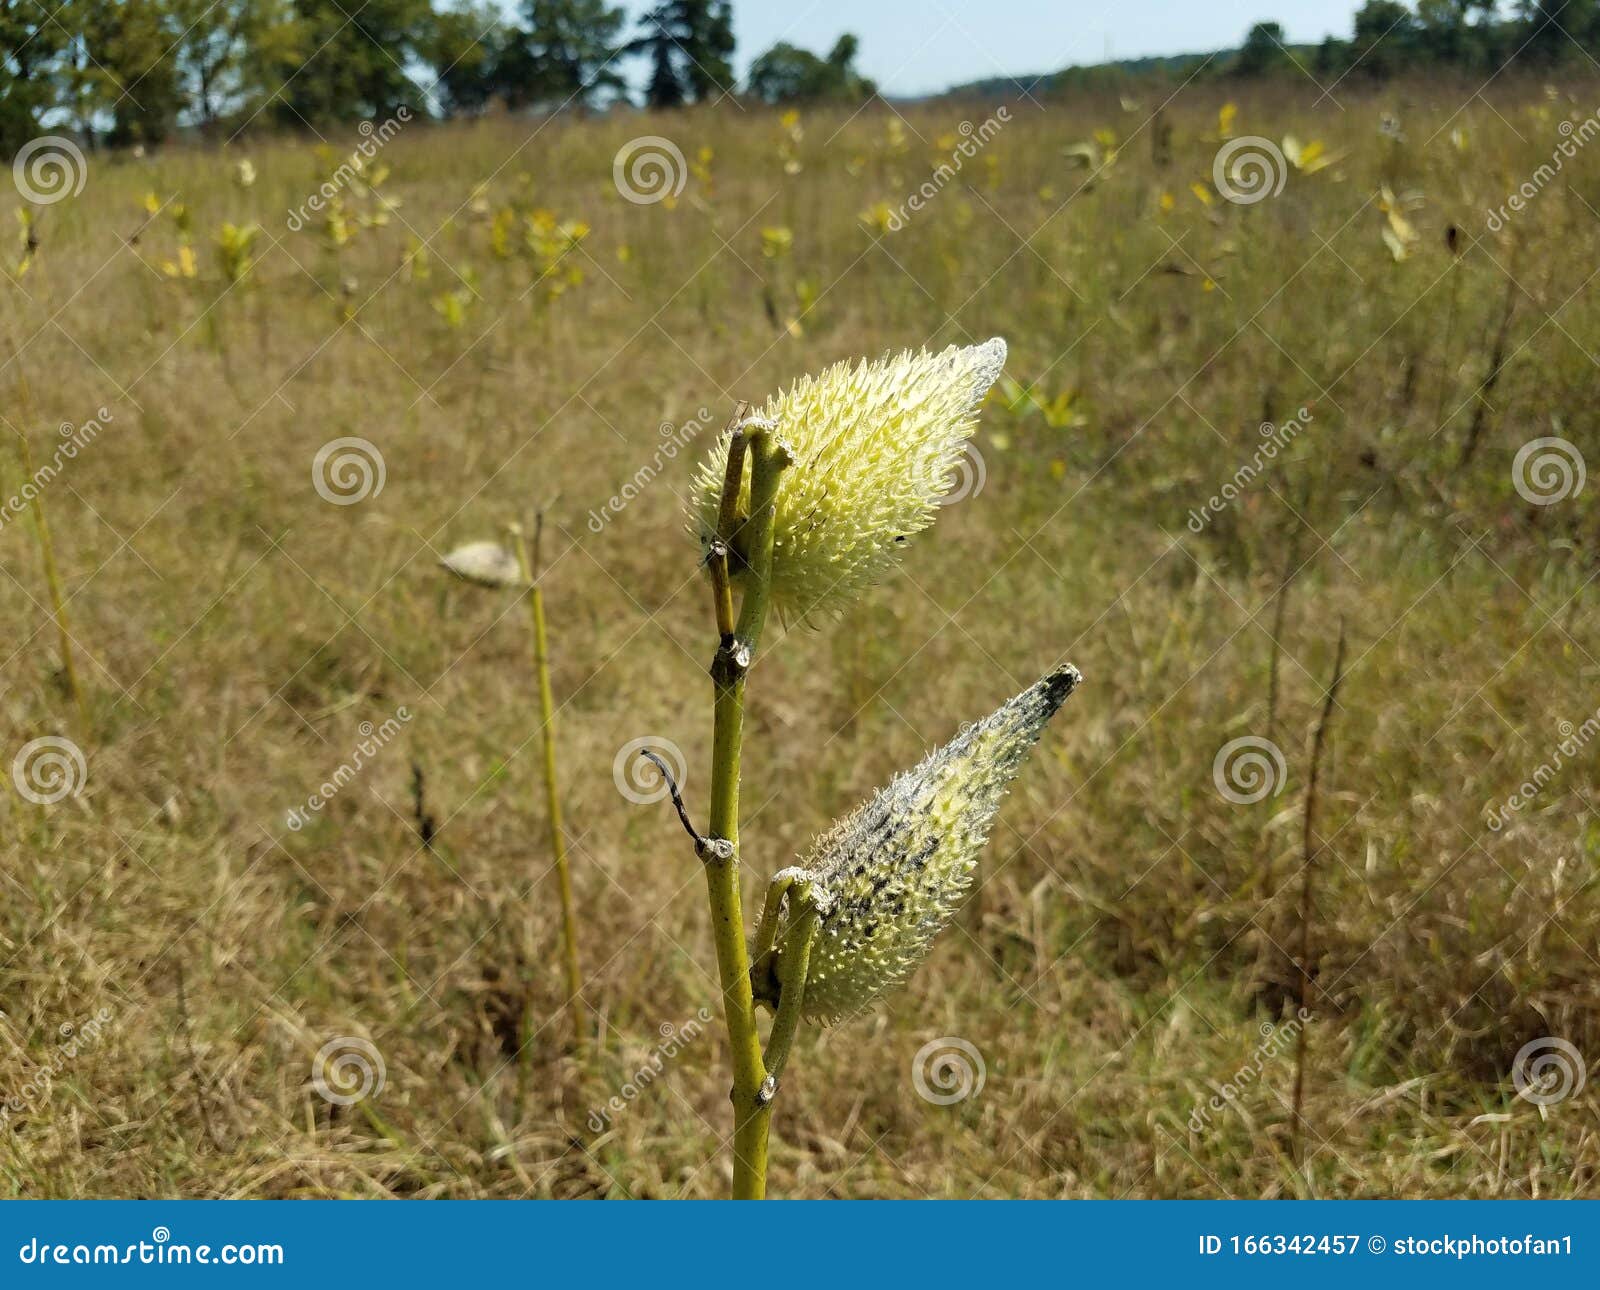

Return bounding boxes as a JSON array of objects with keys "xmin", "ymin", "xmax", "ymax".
[
  {"xmin": 759, "ymin": 879, "xmax": 824, "ymax": 1083},
  {"xmin": 1431, "ymin": 230, "xmax": 1465, "ymax": 434},
  {"xmin": 1264, "ymin": 518, "xmax": 1303, "ymax": 753},
  {"xmin": 709, "ymin": 402, "xmax": 749, "ymax": 638},
  {"xmin": 1290, "ymin": 619, "xmax": 1346, "ymax": 1175},
  {"xmin": 508, "ymin": 517, "xmax": 584, "ymax": 1057},
  {"xmin": 1459, "ymin": 262, "xmax": 1518, "ymax": 467},
  {"xmin": 751, "ymin": 867, "xmax": 804, "ymax": 965},
  {"xmin": 705, "ymin": 426, "xmax": 788, "ymax": 1199},
  {"xmin": 10, "ymin": 410, "xmax": 87, "ymax": 731}
]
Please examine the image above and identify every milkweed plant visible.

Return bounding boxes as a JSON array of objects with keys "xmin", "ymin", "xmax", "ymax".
[
  {"xmin": 437, "ymin": 520, "xmax": 586, "ymax": 1064},
  {"xmin": 649, "ymin": 337, "xmax": 1082, "ymax": 1198}
]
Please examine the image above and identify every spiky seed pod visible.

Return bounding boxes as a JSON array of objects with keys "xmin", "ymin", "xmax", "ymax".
[
  {"xmin": 688, "ymin": 338, "xmax": 1007, "ymax": 620},
  {"xmin": 438, "ymin": 541, "xmax": 526, "ymax": 589},
  {"xmin": 787, "ymin": 664, "xmax": 1081, "ymax": 1024}
]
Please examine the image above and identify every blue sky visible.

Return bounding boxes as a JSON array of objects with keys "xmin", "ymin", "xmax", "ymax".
[{"xmin": 616, "ymin": 1, "xmax": 1375, "ymax": 97}]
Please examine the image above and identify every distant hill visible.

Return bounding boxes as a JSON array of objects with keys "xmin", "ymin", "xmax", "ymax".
[
  {"xmin": 933, "ymin": 44, "xmax": 1325, "ymax": 100},
  {"xmin": 940, "ymin": 50, "xmax": 1225, "ymax": 98}
]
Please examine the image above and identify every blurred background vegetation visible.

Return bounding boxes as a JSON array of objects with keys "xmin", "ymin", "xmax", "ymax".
[{"xmin": 6, "ymin": 1, "xmax": 1600, "ymax": 153}]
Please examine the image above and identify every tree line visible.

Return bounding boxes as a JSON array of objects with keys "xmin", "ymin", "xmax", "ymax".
[
  {"xmin": 0, "ymin": 0, "xmax": 875, "ymax": 155},
  {"xmin": 1229, "ymin": 1, "xmax": 1599, "ymax": 82},
  {"xmin": 967, "ymin": 3, "xmax": 1600, "ymax": 94},
  {"xmin": 5, "ymin": 1, "xmax": 1598, "ymax": 160}
]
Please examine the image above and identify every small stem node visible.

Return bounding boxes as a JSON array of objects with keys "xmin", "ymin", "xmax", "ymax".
[
  {"xmin": 710, "ymin": 636, "xmax": 753, "ymax": 685},
  {"xmin": 697, "ymin": 836, "xmax": 735, "ymax": 864}
]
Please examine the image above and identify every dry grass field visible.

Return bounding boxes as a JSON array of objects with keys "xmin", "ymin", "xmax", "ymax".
[{"xmin": 2, "ymin": 71, "xmax": 1599, "ymax": 1199}]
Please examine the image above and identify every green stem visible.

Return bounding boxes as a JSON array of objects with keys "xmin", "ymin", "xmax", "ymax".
[
  {"xmin": 752, "ymin": 868, "xmax": 803, "ymax": 965},
  {"xmin": 705, "ymin": 429, "xmax": 788, "ymax": 1199},
  {"xmin": 13, "ymin": 422, "xmax": 87, "ymax": 733},
  {"xmin": 509, "ymin": 520, "xmax": 585, "ymax": 1057},
  {"xmin": 761, "ymin": 879, "xmax": 822, "ymax": 1084},
  {"xmin": 5, "ymin": 339, "xmax": 87, "ymax": 732}
]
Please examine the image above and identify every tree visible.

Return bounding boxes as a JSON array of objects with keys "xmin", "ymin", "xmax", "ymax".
[
  {"xmin": 642, "ymin": 34, "xmax": 683, "ymax": 108},
  {"xmin": 747, "ymin": 32, "xmax": 874, "ymax": 103},
  {"xmin": 1517, "ymin": 0, "xmax": 1600, "ymax": 61},
  {"xmin": 274, "ymin": 0, "xmax": 429, "ymax": 126},
  {"xmin": 0, "ymin": 0, "xmax": 68, "ymax": 156},
  {"xmin": 424, "ymin": 2, "xmax": 504, "ymax": 115},
  {"xmin": 1416, "ymin": 0, "xmax": 1469, "ymax": 63},
  {"xmin": 59, "ymin": 0, "xmax": 186, "ymax": 148},
  {"xmin": 496, "ymin": 0, "xmax": 626, "ymax": 111},
  {"xmin": 1233, "ymin": 21, "xmax": 1292, "ymax": 76},
  {"xmin": 673, "ymin": 0, "xmax": 733, "ymax": 102},
  {"xmin": 630, "ymin": 0, "xmax": 735, "ymax": 107},
  {"xmin": 746, "ymin": 40, "xmax": 808, "ymax": 103},
  {"xmin": 1349, "ymin": 0, "xmax": 1421, "ymax": 76},
  {"xmin": 1312, "ymin": 34, "xmax": 1350, "ymax": 74},
  {"xmin": 167, "ymin": 0, "xmax": 303, "ymax": 130},
  {"xmin": 1404, "ymin": 0, "xmax": 1506, "ymax": 68}
]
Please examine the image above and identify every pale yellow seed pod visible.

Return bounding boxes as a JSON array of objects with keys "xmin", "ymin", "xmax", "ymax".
[
  {"xmin": 688, "ymin": 338, "xmax": 1007, "ymax": 620},
  {"xmin": 784, "ymin": 664, "xmax": 1080, "ymax": 1024}
]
